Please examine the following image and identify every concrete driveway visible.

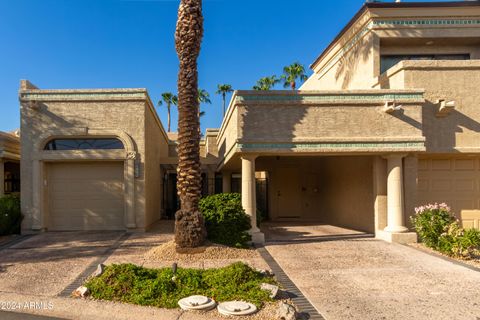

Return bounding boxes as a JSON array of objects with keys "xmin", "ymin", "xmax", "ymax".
[
  {"xmin": 262, "ymin": 222, "xmax": 480, "ymax": 320},
  {"xmin": 0, "ymin": 231, "xmax": 125, "ymax": 296}
]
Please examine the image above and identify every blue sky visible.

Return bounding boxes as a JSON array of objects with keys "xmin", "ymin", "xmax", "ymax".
[{"xmin": 0, "ymin": 0, "xmax": 444, "ymax": 132}]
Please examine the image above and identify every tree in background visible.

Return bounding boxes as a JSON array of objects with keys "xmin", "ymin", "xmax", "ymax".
[
  {"xmin": 281, "ymin": 62, "xmax": 308, "ymax": 90},
  {"xmin": 198, "ymin": 88, "xmax": 211, "ymax": 117},
  {"xmin": 216, "ymin": 84, "xmax": 233, "ymax": 117},
  {"xmin": 158, "ymin": 92, "xmax": 178, "ymax": 132},
  {"xmin": 252, "ymin": 75, "xmax": 279, "ymax": 90}
]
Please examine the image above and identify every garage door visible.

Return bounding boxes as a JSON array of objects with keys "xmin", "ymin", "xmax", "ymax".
[
  {"xmin": 48, "ymin": 162, "xmax": 124, "ymax": 230},
  {"xmin": 418, "ymin": 157, "xmax": 480, "ymax": 229}
]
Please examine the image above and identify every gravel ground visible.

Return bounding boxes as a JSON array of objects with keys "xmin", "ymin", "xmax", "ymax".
[{"xmin": 263, "ymin": 223, "xmax": 480, "ymax": 320}]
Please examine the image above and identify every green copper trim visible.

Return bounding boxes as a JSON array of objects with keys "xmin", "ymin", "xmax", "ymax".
[
  {"xmin": 318, "ymin": 18, "xmax": 480, "ymax": 77},
  {"xmin": 238, "ymin": 141, "xmax": 425, "ymax": 150},
  {"xmin": 236, "ymin": 92, "xmax": 423, "ymax": 103},
  {"xmin": 20, "ymin": 92, "xmax": 146, "ymax": 101}
]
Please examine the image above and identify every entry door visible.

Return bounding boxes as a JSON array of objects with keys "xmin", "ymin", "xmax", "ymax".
[{"xmin": 276, "ymin": 168, "xmax": 301, "ymax": 218}]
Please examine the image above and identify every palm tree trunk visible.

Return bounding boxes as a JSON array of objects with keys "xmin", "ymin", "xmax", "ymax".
[
  {"xmin": 174, "ymin": 0, "xmax": 207, "ymax": 248},
  {"xmin": 291, "ymin": 81, "xmax": 296, "ymax": 90},
  {"xmin": 167, "ymin": 104, "xmax": 171, "ymax": 132},
  {"xmin": 222, "ymin": 92, "xmax": 226, "ymax": 117}
]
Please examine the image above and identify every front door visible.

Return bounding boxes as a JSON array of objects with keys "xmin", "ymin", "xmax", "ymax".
[{"xmin": 276, "ymin": 167, "xmax": 301, "ymax": 219}]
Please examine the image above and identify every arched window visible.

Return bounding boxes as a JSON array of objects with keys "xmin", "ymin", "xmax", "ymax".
[{"xmin": 44, "ymin": 138, "xmax": 125, "ymax": 150}]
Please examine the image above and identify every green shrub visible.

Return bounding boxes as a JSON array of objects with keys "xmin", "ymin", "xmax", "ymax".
[
  {"xmin": 0, "ymin": 195, "xmax": 22, "ymax": 235},
  {"xmin": 85, "ymin": 262, "xmax": 275, "ymax": 309},
  {"xmin": 410, "ymin": 203, "xmax": 455, "ymax": 249},
  {"xmin": 411, "ymin": 203, "xmax": 480, "ymax": 258},
  {"xmin": 199, "ymin": 193, "xmax": 251, "ymax": 248}
]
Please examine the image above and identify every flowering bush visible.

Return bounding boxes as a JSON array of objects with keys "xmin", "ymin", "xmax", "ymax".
[
  {"xmin": 411, "ymin": 203, "xmax": 455, "ymax": 249},
  {"xmin": 411, "ymin": 203, "xmax": 480, "ymax": 258}
]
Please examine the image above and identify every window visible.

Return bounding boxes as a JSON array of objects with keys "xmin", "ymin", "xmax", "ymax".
[
  {"xmin": 380, "ymin": 54, "xmax": 470, "ymax": 74},
  {"xmin": 44, "ymin": 138, "xmax": 124, "ymax": 150}
]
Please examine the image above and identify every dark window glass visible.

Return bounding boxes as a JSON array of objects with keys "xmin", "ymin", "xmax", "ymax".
[
  {"xmin": 380, "ymin": 54, "xmax": 470, "ymax": 74},
  {"xmin": 44, "ymin": 138, "xmax": 124, "ymax": 150}
]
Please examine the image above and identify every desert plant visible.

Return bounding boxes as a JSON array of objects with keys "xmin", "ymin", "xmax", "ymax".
[
  {"xmin": 0, "ymin": 195, "xmax": 22, "ymax": 235},
  {"xmin": 199, "ymin": 193, "xmax": 251, "ymax": 248}
]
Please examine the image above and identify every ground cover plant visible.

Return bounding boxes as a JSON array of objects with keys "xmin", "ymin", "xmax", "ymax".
[
  {"xmin": 0, "ymin": 195, "xmax": 22, "ymax": 235},
  {"xmin": 199, "ymin": 193, "xmax": 252, "ymax": 248},
  {"xmin": 85, "ymin": 262, "xmax": 276, "ymax": 309},
  {"xmin": 411, "ymin": 203, "xmax": 480, "ymax": 258}
]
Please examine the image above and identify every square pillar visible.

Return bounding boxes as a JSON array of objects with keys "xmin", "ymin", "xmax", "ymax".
[
  {"xmin": 0, "ymin": 159, "xmax": 4, "ymax": 196},
  {"xmin": 241, "ymin": 155, "xmax": 264, "ymax": 245},
  {"xmin": 222, "ymin": 171, "xmax": 231, "ymax": 193}
]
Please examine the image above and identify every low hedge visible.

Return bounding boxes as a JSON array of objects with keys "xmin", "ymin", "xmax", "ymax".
[
  {"xmin": 0, "ymin": 195, "xmax": 22, "ymax": 235},
  {"xmin": 199, "ymin": 193, "xmax": 251, "ymax": 248}
]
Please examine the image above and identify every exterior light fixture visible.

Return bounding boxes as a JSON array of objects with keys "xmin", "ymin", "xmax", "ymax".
[
  {"xmin": 436, "ymin": 99, "xmax": 455, "ymax": 117},
  {"xmin": 383, "ymin": 101, "xmax": 402, "ymax": 114}
]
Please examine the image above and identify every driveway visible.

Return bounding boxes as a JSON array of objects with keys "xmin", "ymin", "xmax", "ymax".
[
  {"xmin": 0, "ymin": 231, "xmax": 126, "ymax": 296},
  {"xmin": 262, "ymin": 222, "xmax": 480, "ymax": 320}
]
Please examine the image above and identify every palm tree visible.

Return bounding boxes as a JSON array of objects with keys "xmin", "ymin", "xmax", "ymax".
[
  {"xmin": 174, "ymin": 0, "xmax": 207, "ymax": 248},
  {"xmin": 197, "ymin": 88, "xmax": 211, "ymax": 118},
  {"xmin": 216, "ymin": 84, "xmax": 233, "ymax": 117},
  {"xmin": 281, "ymin": 62, "xmax": 308, "ymax": 90},
  {"xmin": 252, "ymin": 76, "xmax": 280, "ymax": 91},
  {"xmin": 157, "ymin": 92, "xmax": 177, "ymax": 132}
]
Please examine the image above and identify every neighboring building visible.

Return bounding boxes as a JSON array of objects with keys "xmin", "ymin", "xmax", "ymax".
[
  {"xmin": 0, "ymin": 130, "xmax": 20, "ymax": 196},
  {"xmin": 19, "ymin": 1, "xmax": 480, "ymax": 243}
]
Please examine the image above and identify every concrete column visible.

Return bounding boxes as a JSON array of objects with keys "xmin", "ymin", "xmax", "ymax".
[
  {"xmin": 241, "ymin": 155, "xmax": 264, "ymax": 244},
  {"xmin": 384, "ymin": 155, "xmax": 408, "ymax": 233},
  {"xmin": 31, "ymin": 160, "xmax": 43, "ymax": 230},
  {"xmin": 125, "ymin": 158, "xmax": 136, "ymax": 229},
  {"xmin": 222, "ymin": 171, "xmax": 231, "ymax": 193},
  {"xmin": 0, "ymin": 159, "xmax": 4, "ymax": 196}
]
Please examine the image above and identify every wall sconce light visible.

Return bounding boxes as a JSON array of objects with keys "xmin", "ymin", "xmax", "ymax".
[
  {"xmin": 383, "ymin": 101, "xmax": 402, "ymax": 114},
  {"xmin": 436, "ymin": 99, "xmax": 455, "ymax": 117}
]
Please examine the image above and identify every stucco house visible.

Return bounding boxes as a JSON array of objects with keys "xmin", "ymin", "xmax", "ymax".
[
  {"xmin": 19, "ymin": 1, "xmax": 480, "ymax": 244},
  {"xmin": 0, "ymin": 130, "xmax": 20, "ymax": 196}
]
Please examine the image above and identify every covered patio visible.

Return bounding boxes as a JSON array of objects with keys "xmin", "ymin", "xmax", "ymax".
[{"xmin": 216, "ymin": 90, "xmax": 426, "ymax": 244}]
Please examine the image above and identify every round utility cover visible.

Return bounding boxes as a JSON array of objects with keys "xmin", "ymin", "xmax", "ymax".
[
  {"xmin": 178, "ymin": 295, "xmax": 216, "ymax": 311},
  {"xmin": 217, "ymin": 301, "xmax": 258, "ymax": 316}
]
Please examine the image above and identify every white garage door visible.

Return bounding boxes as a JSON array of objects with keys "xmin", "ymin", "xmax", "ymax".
[
  {"xmin": 418, "ymin": 157, "xmax": 480, "ymax": 229},
  {"xmin": 48, "ymin": 162, "xmax": 125, "ymax": 231}
]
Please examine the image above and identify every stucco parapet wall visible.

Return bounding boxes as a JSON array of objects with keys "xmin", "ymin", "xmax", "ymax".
[
  {"xmin": 374, "ymin": 60, "xmax": 480, "ymax": 88},
  {"xmin": 19, "ymin": 88, "xmax": 149, "ymax": 102}
]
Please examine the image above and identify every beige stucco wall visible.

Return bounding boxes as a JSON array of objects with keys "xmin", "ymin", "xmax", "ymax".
[
  {"xmin": 376, "ymin": 60, "xmax": 480, "ymax": 153},
  {"xmin": 237, "ymin": 101, "xmax": 422, "ymax": 143},
  {"xmin": 20, "ymin": 88, "xmax": 154, "ymax": 230},
  {"xmin": 256, "ymin": 156, "xmax": 374, "ymax": 233},
  {"xmin": 302, "ymin": 5, "xmax": 480, "ymax": 91},
  {"xmin": 144, "ymin": 103, "xmax": 169, "ymax": 229}
]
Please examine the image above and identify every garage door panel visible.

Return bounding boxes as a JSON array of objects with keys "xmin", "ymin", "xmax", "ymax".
[
  {"xmin": 48, "ymin": 162, "xmax": 124, "ymax": 231},
  {"xmin": 431, "ymin": 159, "xmax": 451, "ymax": 170},
  {"xmin": 418, "ymin": 157, "xmax": 480, "ymax": 229},
  {"xmin": 454, "ymin": 159, "xmax": 476, "ymax": 170}
]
